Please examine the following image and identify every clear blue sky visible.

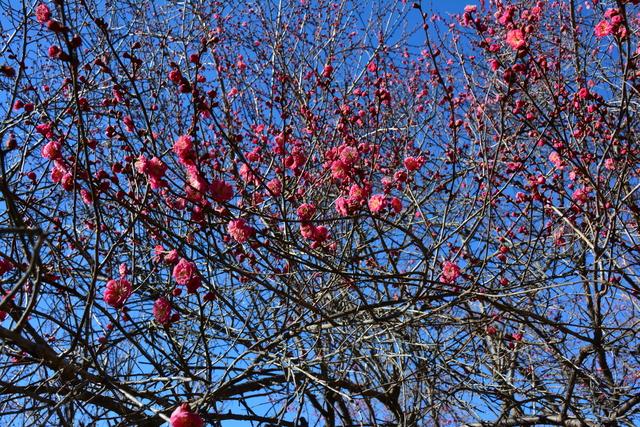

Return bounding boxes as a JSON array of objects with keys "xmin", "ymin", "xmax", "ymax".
[{"xmin": 430, "ymin": 0, "xmax": 475, "ymax": 14}]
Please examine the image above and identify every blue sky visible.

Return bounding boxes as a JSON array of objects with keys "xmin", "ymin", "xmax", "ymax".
[{"xmin": 430, "ymin": 0, "xmax": 474, "ymax": 14}]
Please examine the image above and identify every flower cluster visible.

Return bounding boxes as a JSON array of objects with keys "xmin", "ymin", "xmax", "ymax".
[
  {"xmin": 227, "ymin": 219, "xmax": 254, "ymax": 243},
  {"xmin": 595, "ymin": 9, "xmax": 628, "ymax": 39},
  {"xmin": 103, "ymin": 278, "xmax": 132, "ymax": 309},
  {"xmin": 440, "ymin": 260, "xmax": 462, "ymax": 284}
]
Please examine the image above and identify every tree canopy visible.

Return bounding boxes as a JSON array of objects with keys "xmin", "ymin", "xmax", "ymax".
[{"xmin": 0, "ymin": 0, "xmax": 640, "ymax": 426}]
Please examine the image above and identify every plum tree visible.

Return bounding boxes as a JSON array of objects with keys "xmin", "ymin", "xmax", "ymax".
[{"xmin": 0, "ymin": 0, "xmax": 639, "ymax": 426}]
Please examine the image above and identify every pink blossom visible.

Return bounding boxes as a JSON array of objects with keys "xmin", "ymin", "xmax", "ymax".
[
  {"xmin": 300, "ymin": 223, "xmax": 329, "ymax": 242},
  {"xmin": 330, "ymin": 160, "xmax": 349, "ymax": 180},
  {"xmin": 605, "ymin": 8, "xmax": 620, "ymax": 19},
  {"xmin": 572, "ymin": 187, "xmax": 590, "ymax": 205},
  {"xmin": 170, "ymin": 404, "xmax": 203, "ymax": 427},
  {"xmin": 134, "ymin": 155, "xmax": 149, "ymax": 175},
  {"xmin": 285, "ymin": 147, "xmax": 307, "ymax": 170},
  {"xmin": 42, "ymin": 140, "xmax": 61, "ymax": 160},
  {"xmin": 168, "ymin": 69, "xmax": 182, "ymax": 84},
  {"xmin": 228, "ymin": 218, "xmax": 254, "ymax": 243},
  {"xmin": 266, "ymin": 178, "xmax": 282, "ymax": 196},
  {"xmin": 497, "ymin": 6, "xmax": 515, "ymax": 25},
  {"xmin": 300, "ymin": 223, "xmax": 316, "ymax": 240},
  {"xmin": 548, "ymin": 151, "xmax": 566, "ymax": 170},
  {"xmin": 48, "ymin": 45, "xmax": 61, "ymax": 59},
  {"xmin": 61, "ymin": 173, "xmax": 74, "ymax": 191},
  {"xmin": 210, "ymin": 179, "xmax": 234, "ymax": 203},
  {"xmin": 368, "ymin": 194, "xmax": 386, "ymax": 213},
  {"xmin": 577, "ymin": 88, "xmax": 590, "ymax": 100},
  {"xmin": 148, "ymin": 160, "xmax": 168, "ymax": 188},
  {"xmin": 296, "ymin": 203, "xmax": 316, "ymax": 220},
  {"xmin": 103, "ymin": 278, "xmax": 132, "ymax": 309},
  {"xmin": 185, "ymin": 165, "xmax": 208, "ymax": 197},
  {"xmin": 153, "ymin": 297, "xmax": 172, "ymax": 325},
  {"xmin": 80, "ymin": 189, "xmax": 93, "ymax": 205},
  {"xmin": 615, "ymin": 25, "xmax": 628, "ymax": 40},
  {"xmin": 119, "ymin": 263, "xmax": 129, "ymax": 277},
  {"xmin": 462, "ymin": 6, "xmax": 476, "ymax": 26},
  {"xmin": 246, "ymin": 147, "xmax": 261, "ymax": 162},
  {"xmin": 35, "ymin": 122, "xmax": 53, "ymax": 138},
  {"xmin": 172, "ymin": 258, "xmax": 196, "ymax": 285},
  {"xmin": 155, "ymin": 246, "xmax": 180, "ymax": 265},
  {"xmin": 322, "ymin": 64, "xmax": 333, "ymax": 78},
  {"xmin": 135, "ymin": 156, "xmax": 168, "ymax": 189},
  {"xmin": 335, "ymin": 197, "xmax": 351, "ymax": 216},
  {"xmin": 153, "ymin": 245, "xmax": 166, "ymax": 263},
  {"xmin": 394, "ymin": 170, "xmax": 408, "ymax": 182},
  {"xmin": 173, "ymin": 135, "xmax": 195, "ymax": 165},
  {"xmin": 239, "ymin": 163, "xmax": 256, "ymax": 184},
  {"xmin": 50, "ymin": 166, "xmax": 64, "ymax": 183},
  {"xmin": 403, "ymin": 156, "xmax": 423, "ymax": 171},
  {"xmin": 441, "ymin": 260, "xmax": 461, "ymax": 284},
  {"xmin": 237, "ymin": 56, "xmax": 247, "ymax": 71},
  {"xmin": 314, "ymin": 225, "xmax": 329, "ymax": 242},
  {"xmin": 35, "ymin": 3, "xmax": 51, "ymax": 24},
  {"xmin": 165, "ymin": 250, "xmax": 179, "ymax": 265},
  {"xmin": 348, "ymin": 184, "xmax": 369, "ymax": 202},
  {"xmin": 390, "ymin": 197, "xmax": 402, "ymax": 213},
  {"xmin": 604, "ymin": 158, "xmax": 617, "ymax": 170},
  {"xmin": 506, "ymin": 29, "xmax": 526, "ymax": 50},
  {"xmin": 339, "ymin": 146, "xmax": 359, "ymax": 165},
  {"xmin": 595, "ymin": 20, "xmax": 612, "ymax": 38}
]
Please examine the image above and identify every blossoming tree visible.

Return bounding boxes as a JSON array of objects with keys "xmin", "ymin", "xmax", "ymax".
[{"xmin": 1, "ymin": 0, "xmax": 640, "ymax": 425}]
